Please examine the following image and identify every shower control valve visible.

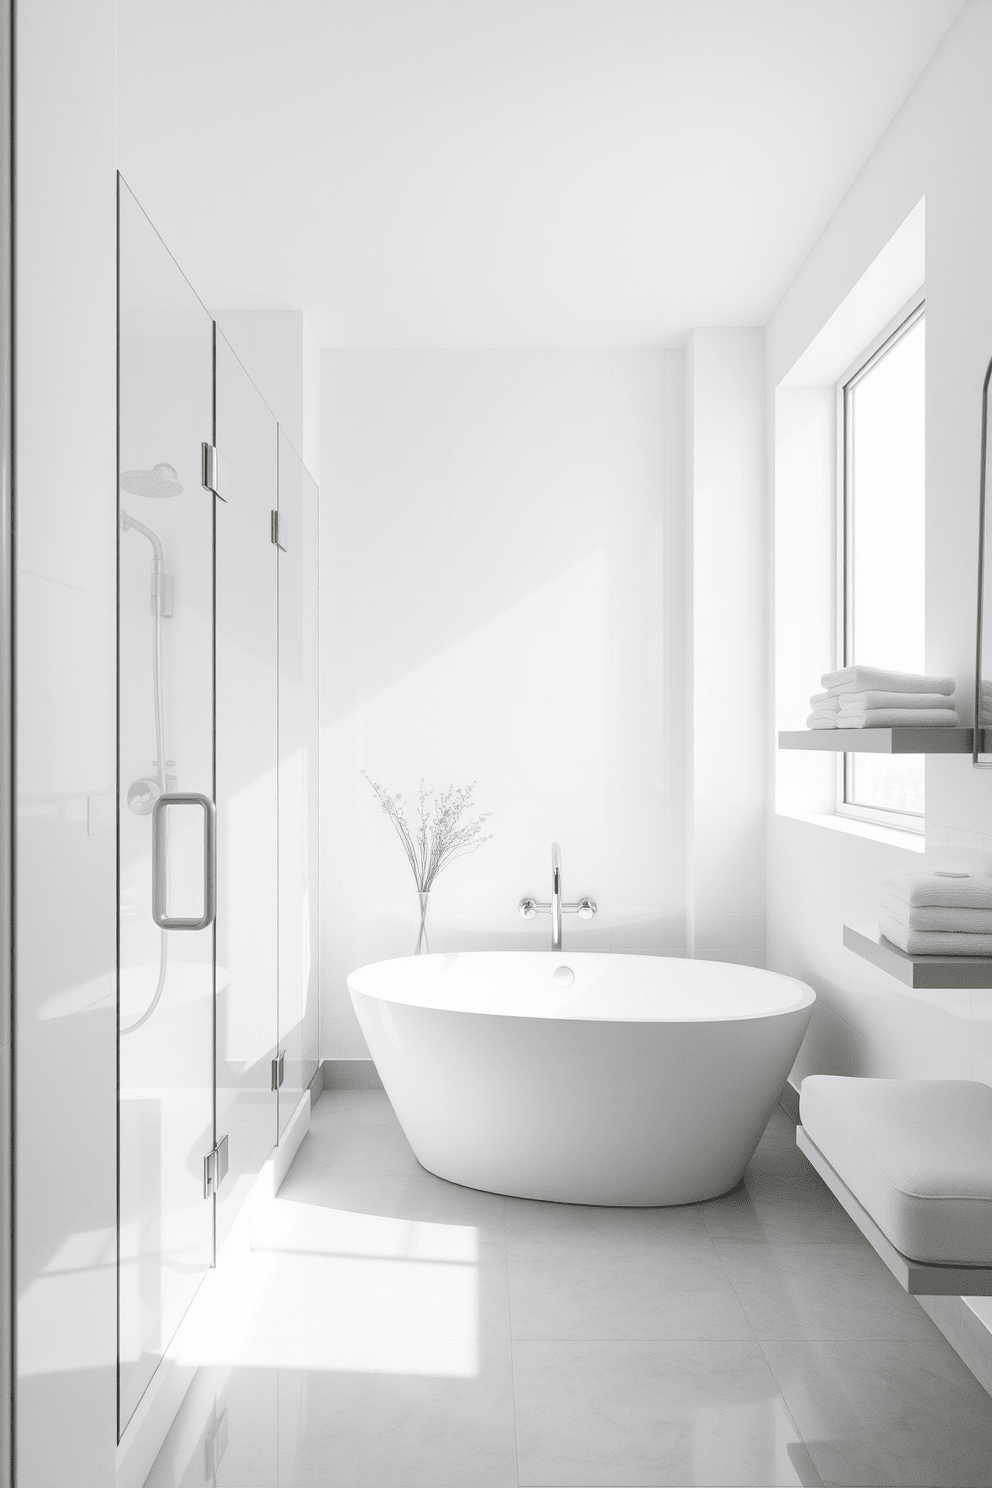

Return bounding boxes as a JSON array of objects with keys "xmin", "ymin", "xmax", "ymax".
[
  {"xmin": 519, "ymin": 896, "xmax": 597, "ymax": 920},
  {"xmin": 127, "ymin": 777, "xmax": 161, "ymax": 816}
]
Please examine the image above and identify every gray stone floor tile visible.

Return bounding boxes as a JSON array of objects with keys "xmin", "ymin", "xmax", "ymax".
[
  {"xmin": 714, "ymin": 1239, "xmax": 937, "ymax": 1341},
  {"xmin": 761, "ymin": 1337, "xmax": 992, "ymax": 1486},
  {"xmin": 145, "ymin": 1095, "xmax": 992, "ymax": 1488},
  {"xmin": 507, "ymin": 1248, "xmax": 753, "ymax": 1341},
  {"xmin": 512, "ymin": 1338, "xmax": 822, "ymax": 1485}
]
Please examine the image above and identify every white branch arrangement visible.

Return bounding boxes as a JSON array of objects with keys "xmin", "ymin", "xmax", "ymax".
[{"xmin": 362, "ymin": 773, "xmax": 493, "ymax": 892}]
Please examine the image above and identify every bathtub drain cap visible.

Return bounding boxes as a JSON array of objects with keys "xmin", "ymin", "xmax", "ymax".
[{"xmin": 553, "ymin": 966, "xmax": 575, "ymax": 987}]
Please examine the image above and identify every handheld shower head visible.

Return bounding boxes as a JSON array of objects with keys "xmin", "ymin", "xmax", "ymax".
[{"xmin": 120, "ymin": 462, "xmax": 183, "ymax": 499}]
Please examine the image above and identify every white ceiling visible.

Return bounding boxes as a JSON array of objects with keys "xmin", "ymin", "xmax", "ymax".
[{"xmin": 117, "ymin": 0, "xmax": 964, "ymax": 348}]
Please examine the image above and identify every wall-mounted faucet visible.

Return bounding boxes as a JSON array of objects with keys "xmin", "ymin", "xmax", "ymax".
[{"xmin": 519, "ymin": 842, "xmax": 596, "ymax": 951}]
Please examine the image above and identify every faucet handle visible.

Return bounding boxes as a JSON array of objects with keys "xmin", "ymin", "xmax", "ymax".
[
  {"xmin": 576, "ymin": 897, "xmax": 596, "ymax": 920},
  {"xmin": 519, "ymin": 897, "xmax": 540, "ymax": 919}
]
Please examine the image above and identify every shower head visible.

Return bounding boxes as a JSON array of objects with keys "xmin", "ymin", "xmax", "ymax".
[{"xmin": 119, "ymin": 462, "xmax": 183, "ymax": 499}]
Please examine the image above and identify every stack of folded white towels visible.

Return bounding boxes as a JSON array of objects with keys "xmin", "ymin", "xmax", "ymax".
[
  {"xmin": 880, "ymin": 870, "xmax": 992, "ymax": 957},
  {"xmin": 807, "ymin": 666, "xmax": 959, "ymax": 730}
]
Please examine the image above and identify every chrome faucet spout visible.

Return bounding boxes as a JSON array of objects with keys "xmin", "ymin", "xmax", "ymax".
[{"xmin": 518, "ymin": 843, "xmax": 597, "ymax": 949}]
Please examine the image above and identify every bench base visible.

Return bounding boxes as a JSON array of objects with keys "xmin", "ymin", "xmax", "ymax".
[{"xmin": 796, "ymin": 1125, "xmax": 992, "ymax": 1295}]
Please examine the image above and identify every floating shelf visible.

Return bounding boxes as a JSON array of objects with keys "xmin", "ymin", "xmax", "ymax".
[
  {"xmin": 843, "ymin": 922, "xmax": 992, "ymax": 989},
  {"xmin": 778, "ymin": 727, "xmax": 980, "ymax": 754},
  {"xmin": 796, "ymin": 1126, "xmax": 992, "ymax": 1295}
]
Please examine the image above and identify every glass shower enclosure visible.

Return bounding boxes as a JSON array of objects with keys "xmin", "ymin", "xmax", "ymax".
[
  {"xmin": 118, "ymin": 182, "xmax": 215, "ymax": 1431},
  {"xmin": 117, "ymin": 179, "xmax": 319, "ymax": 1438}
]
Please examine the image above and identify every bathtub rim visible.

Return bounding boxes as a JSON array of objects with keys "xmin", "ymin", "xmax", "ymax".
[{"xmin": 347, "ymin": 949, "xmax": 816, "ymax": 1025}]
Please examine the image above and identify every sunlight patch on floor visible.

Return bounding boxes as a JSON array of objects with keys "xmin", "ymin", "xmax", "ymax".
[{"xmin": 193, "ymin": 1200, "xmax": 480, "ymax": 1377}]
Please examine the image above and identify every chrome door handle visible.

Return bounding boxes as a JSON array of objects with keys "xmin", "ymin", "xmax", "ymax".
[{"xmin": 151, "ymin": 791, "xmax": 216, "ymax": 930}]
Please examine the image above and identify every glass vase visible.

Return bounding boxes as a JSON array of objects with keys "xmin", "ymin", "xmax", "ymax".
[{"xmin": 415, "ymin": 890, "xmax": 430, "ymax": 956}]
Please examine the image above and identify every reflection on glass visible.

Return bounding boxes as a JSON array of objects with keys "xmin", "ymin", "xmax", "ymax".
[
  {"xmin": 118, "ymin": 180, "xmax": 215, "ymax": 1433},
  {"xmin": 845, "ymin": 311, "xmax": 926, "ymax": 816}
]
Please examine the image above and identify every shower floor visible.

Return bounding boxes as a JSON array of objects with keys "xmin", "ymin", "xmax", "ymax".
[{"xmin": 145, "ymin": 1086, "xmax": 992, "ymax": 1487}]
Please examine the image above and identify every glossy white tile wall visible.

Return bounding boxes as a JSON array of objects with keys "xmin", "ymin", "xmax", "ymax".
[
  {"xmin": 767, "ymin": 0, "xmax": 992, "ymax": 1344},
  {"xmin": 319, "ymin": 350, "xmax": 687, "ymax": 1057},
  {"xmin": 687, "ymin": 330, "xmax": 767, "ymax": 967},
  {"xmin": 15, "ymin": 5, "xmax": 118, "ymax": 1484}
]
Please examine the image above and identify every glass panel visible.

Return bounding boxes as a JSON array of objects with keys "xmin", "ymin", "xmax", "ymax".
[
  {"xmin": 302, "ymin": 462, "xmax": 320, "ymax": 1093},
  {"xmin": 978, "ymin": 363, "xmax": 992, "ymax": 760},
  {"xmin": 215, "ymin": 334, "xmax": 279, "ymax": 1243},
  {"xmin": 118, "ymin": 180, "xmax": 215, "ymax": 1433},
  {"xmin": 277, "ymin": 430, "xmax": 319, "ymax": 1137},
  {"xmin": 845, "ymin": 311, "xmax": 926, "ymax": 817}
]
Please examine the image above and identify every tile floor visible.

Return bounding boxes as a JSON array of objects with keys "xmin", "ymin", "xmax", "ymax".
[{"xmin": 146, "ymin": 1089, "xmax": 992, "ymax": 1487}]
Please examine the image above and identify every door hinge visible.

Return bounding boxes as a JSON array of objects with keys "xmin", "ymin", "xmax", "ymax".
[
  {"xmin": 271, "ymin": 509, "xmax": 286, "ymax": 550},
  {"xmin": 203, "ymin": 1133, "xmax": 229, "ymax": 1198},
  {"xmin": 202, "ymin": 442, "xmax": 227, "ymax": 501},
  {"xmin": 271, "ymin": 1049, "xmax": 285, "ymax": 1091}
]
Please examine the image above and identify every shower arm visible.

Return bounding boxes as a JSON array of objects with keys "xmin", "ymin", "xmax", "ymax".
[{"xmin": 121, "ymin": 508, "xmax": 165, "ymax": 570}]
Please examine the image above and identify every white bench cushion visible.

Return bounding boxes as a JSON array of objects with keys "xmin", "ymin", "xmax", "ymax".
[{"xmin": 800, "ymin": 1076, "xmax": 992, "ymax": 1266}]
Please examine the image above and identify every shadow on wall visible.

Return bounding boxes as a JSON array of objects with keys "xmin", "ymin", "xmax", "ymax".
[{"xmin": 319, "ymin": 350, "xmax": 688, "ymax": 1053}]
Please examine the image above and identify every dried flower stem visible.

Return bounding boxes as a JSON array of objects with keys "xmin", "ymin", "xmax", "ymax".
[{"xmin": 363, "ymin": 773, "xmax": 492, "ymax": 892}]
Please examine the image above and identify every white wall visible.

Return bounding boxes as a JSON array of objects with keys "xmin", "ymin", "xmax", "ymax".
[
  {"xmin": 216, "ymin": 308, "xmax": 321, "ymax": 481},
  {"xmin": 687, "ymin": 330, "xmax": 767, "ymax": 966},
  {"xmin": 769, "ymin": 0, "xmax": 992, "ymax": 1093},
  {"xmin": 319, "ymin": 350, "xmax": 686, "ymax": 1056},
  {"xmin": 767, "ymin": 0, "xmax": 992, "ymax": 1342},
  {"xmin": 15, "ymin": 2, "xmax": 118, "ymax": 1483}
]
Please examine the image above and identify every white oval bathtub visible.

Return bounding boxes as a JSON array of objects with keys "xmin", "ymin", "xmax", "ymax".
[{"xmin": 348, "ymin": 952, "xmax": 814, "ymax": 1206}]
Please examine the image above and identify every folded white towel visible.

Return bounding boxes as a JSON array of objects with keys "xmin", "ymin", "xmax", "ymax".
[
  {"xmin": 879, "ymin": 894, "xmax": 992, "ymax": 934},
  {"xmin": 837, "ymin": 691, "xmax": 952, "ymax": 712},
  {"xmin": 806, "ymin": 714, "xmax": 837, "ymax": 729},
  {"xmin": 879, "ymin": 914, "xmax": 992, "ymax": 956},
  {"xmin": 883, "ymin": 870, "xmax": 992, "ymax": 910},
  {"xmin": 836, "ymin": 708, "xmax": 960, "ymax": 728},
  {"xmin": 822, "ymin": 666, "xmax": 955, "ymax": 696},
  {"xmin": 809, "ymin": 693, "xmax": 839, "ymax": 712}
]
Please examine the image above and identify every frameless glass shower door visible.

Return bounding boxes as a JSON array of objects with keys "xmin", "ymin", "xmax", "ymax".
[
  {"xmin": 117, "ymin": 181, "xmax": 216, "ymax": 1433},
  {"xmin": 215, "ymin": 332, "xmax": 279, "ymax": 1243},
  {"xmin": 276, "ymin": 430, "xmax": 320, "ymax": 1137},
  {"xmin": 117, "ymin": 180, "xmax": 322, "ymax": 1440}
]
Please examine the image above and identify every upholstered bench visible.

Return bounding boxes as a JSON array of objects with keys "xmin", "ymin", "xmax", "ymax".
[{"xmin": 797, "ymin": 1075, "xmax": 992, "ymax": 1293}]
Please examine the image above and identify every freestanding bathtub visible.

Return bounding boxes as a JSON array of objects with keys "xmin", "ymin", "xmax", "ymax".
[{"xmin": 348, "ymin": 952, "xmax": 815, "ymax": 1206}]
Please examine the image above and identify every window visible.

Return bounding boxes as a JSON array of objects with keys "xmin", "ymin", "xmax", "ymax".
[{"xmin": 839, "ymin": 301, "xmax": 925, "ymax": 831}]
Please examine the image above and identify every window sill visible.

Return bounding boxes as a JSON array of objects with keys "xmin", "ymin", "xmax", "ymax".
[{"xmin": 775, "ymin": 809, "xmax": 925, "ymax": 853}]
